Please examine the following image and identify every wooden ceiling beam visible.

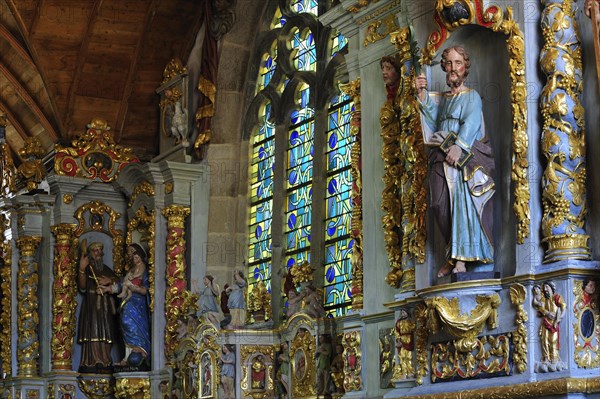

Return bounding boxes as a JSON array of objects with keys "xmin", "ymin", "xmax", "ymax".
[
  {"xmin": 0, "ymin": 63, "xmax": 58, "ymax": 140},
  {"xmin": 0, "ymin": 25, "xmax": 35, "ymax": 68},
  {"xmin": 0, "ymin": 99, "xmax": 29, "ymax": 141},
  {"xmin": 64, "ymin": 0, "xmax": 103, "ymax": 134},
  {"xmin": 114, "ymin": 0, "xmax": 160, "ymax": 142}
]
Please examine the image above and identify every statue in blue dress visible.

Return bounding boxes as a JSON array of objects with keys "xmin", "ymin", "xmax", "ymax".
[
  {"xmin": 99, "ymin": 243, "xmax": 151, "ymax": 368},
  {"xmin": 415, "ymin": 45, "xmax": 496, "ymax": 278}
]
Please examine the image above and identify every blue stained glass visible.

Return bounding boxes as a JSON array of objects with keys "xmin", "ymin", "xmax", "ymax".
[
  {"xmin": 255, "ymin": 225, "xmax": 262, "ymax": 239},
  {"xmin": 328, "ymin": 179, "xmax": 338, "ymax": 195},
  {"xmin": 288, "ymin": 213, "xmax": 297, "ymax": 229},
  {"xmin": 326, "ymin": 266, "xmax": 335, "ymax": 283},
  {"xmin": 330, "ymin": 30, "xmax": 348, "ymax": 57},
  {"xmin": 329, "ymin": 132, "xmax": 338, "ymax": 149},
  {"xmin": 291, "ymin": 0, "xmax": 318, "ymax": 16},
  {"xmin": 291, "ymin": 29, "xmax": 316, "ymax": 72}
]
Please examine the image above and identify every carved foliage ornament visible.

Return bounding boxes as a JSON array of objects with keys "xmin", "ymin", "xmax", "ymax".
[
  {"xmin": 54, "ymin": 118, "xmax": 139, "ymax": 183},
  {"xmin": 420, "ymin": 0, "xmax": 530, "ymax": 244},
  {"xmin": 343, "ymin": 331, "xmax": 362, "ymax": 392},
  {"xmin": 510, "ymin": 283, "xmax": 528, "ymax": 373},
  {"xmin": 0, "ymin": 237, "xmax": 11, "ymax": 375},
  {"xmin": 17, "ymin": 137, "xmax": 46, "ymax": 192},
  {"xmin": 381, "ymin": 28, "xmax": 427, "ymax": 290},
  {"xmin": 77, "ymin": 377, "xmax": 114, "ymax": 399},
  {"xmin": 115, "ymin": 378, "xmax": 150, "ymax": 399}
]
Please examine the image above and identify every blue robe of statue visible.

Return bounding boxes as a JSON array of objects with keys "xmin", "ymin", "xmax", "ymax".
[
  {"xmin": 119, "ymin": 270, "xmax": 151, "ymax": 360},
  {"xmin": 419, "ymin": 89, "xmax": 495, "ymax": 264}
]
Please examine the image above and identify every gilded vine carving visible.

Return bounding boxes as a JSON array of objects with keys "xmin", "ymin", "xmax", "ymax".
[{"xmin": 510, "ymin": 283, "xmax": 528, "ymax": 373}]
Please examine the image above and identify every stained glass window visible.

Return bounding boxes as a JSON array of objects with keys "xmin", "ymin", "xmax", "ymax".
[
  {"xmin": 247, "ymin": 1, "xmax": 353, "ymax": 317},
  {"xmin": 324, "ymin": 93, "xmax": 353, "ymax": 316},
  {"xmin": 248, "ymin": 103, "xmax": 275, "ymax": 292}
]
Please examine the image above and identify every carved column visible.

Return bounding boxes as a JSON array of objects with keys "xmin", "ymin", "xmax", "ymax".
[
  {"xmin": 162, "ymin": 205, "xmax": 191, "ymax": 361},
  {"xmin": 540, "ymin": 0, "xmax": 590, "ymax": 262},
  {"xmin": 16, "ymin": 236, "xmax": 42, "ymax": 377},
  {"xmin": 50, "ymin": 224, "xmax": 78, "ymax": 370},
  {"xmin": 0, "ymin": 231, "xmax": 12, "ymax": 376},
  {"xmin": 340, "ymin": 78, "xmax": 363, "ymax": 310}
]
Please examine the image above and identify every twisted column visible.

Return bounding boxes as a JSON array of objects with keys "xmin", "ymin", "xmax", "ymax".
[
  {"xmin": 50, "ymin": 224, "xmax": 78, "ymax": 370},
  {"xmin": 162, "ymin": 205, "xmax": 191, "ymax": 361},
  {"xmin": 540, "ymin": 0, "xmax": 590, "ymax": 262},
  {"xmin": 16, "ymin": 236, "xmax": 41, "ymax": 377}
]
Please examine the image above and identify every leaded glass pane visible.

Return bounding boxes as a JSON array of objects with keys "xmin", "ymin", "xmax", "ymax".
[
  {"xmin": 256, "ymin": 44, "xmax": 278, "ymax": 94},
  {"xmin": 290, "ymin": 28, "xmax": 316, "ymax": 72},
  {"xmin": 290, "ymin": 0, "xmax": 318, "ymax": 15},
  {"xmin": 324, "ymin": 238, "xmax": 353, "ymax": 317},
  {"xmin": 330, "ymin": 30, "xmax": 348, "ymax": 57}
]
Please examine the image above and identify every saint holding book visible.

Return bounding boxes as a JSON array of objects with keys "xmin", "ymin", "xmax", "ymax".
[{"xmin": 415, "ymin": 45, "xmax": 496, "ymax": 278}]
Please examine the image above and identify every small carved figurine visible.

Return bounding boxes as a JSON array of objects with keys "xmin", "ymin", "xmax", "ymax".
[{"xmin": 533, "ymin": 282, "xmax": 566, "ymax": 372}]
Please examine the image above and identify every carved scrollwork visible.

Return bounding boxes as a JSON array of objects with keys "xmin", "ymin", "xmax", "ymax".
[
  {"xmin": 114, "ymin": 378, "xmax": 150, "ymax": 399},
  {"xmin": 342, "ymin": 331, "xmax": 362, "ymax": 392},
  {"xmin": 425, "ymin": 294, "xmax": 501, "ymax": 353},
  {"xmin": 74, "ymin": 201, "xmax": 125, "ymax": 276}
]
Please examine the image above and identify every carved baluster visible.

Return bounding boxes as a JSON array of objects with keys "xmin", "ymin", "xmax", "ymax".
[
  {"xmin": 50, "ymin": 224, "xmax": 78, "ymax": 370},
  {"xmin": 16, "ymin": 236, "xmax": 42, "ymax": 377}
]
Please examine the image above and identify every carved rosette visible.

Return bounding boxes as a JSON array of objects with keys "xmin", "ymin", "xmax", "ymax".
[
  {"xmin": 50, "ymin": 224, "xmax": 78, "ymax": 370},
  {"xmin": 126, "ymin": 206, "xmax": 156, "ymax": 311},
  {"xmin": 421, "ymin": 0, "xmax": 530, "ymax": 244},
  {"xmin": 114, "ymin": 377, "xmax": 150, "ymax": 399},
  {"xmin": 54, "ymin": 118, "xmax": 140, "ymax": 183},
  {"xmin": 573, "ymin": 279, "xmax": 600, "ymax": 368},
  {"xmin": 0, "ymin": 233, "xmax": 12, "ymax": 375},
  {"xmin": 240, "ymin": 345, "xmax": 275, "ymax": 399},
  {"xmin": 162, "ymin": 205, "xmax": 196, "ymax": 361},
  {"xmin": 540, "ymin": 0, "xmax": 590, "ymax": 262},
  {"xmin": 510, "ymin": 283, "xmax": 528, "ymax": 373},
  {"xmin": 381, "ymin": 27, "xmax": 427, "ymax": 291},
  {"xmin": 342, "ymin": 331, "xmax": 362, "ymax": 392},
  {"xmin": 16, "ymin": 236, "xmax": 42, "ymax": 377},
  {"xmin": 340, "ymin": 78, "xmax": 364, "ymax": 309}
]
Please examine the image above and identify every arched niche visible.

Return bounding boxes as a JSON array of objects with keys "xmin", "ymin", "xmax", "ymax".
[{"xmin": 419, "ymin": 0, "xmax": 528, "ymax": 279}]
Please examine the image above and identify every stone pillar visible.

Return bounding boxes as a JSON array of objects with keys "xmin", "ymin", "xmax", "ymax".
[
  {"xmin": 161, "ymin": 205, "xmax": 191, "ymax": 361},
  {"xmin": 540, "ymin": 0, "xmax": 590, "ymax": 262},
  {"xmin": 50, "ymin": 224, "xmax": 78, "ymax": 371},
  {"xmin": 15, "ymin": 236, "xmax": 42, "ymax": 377}
]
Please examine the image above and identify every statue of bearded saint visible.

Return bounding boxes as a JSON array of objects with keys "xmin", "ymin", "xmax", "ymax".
[{"xmin": 76, "ymin": 241, "xmax": 118, "ymax": 373}]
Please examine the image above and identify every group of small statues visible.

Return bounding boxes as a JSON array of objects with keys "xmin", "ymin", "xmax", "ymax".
[
  {"xmin": 197, "ymin": 269, "xmax": 248, "ymax": 330},
  {"xmin": 77, "ymin": 241, "xmax": 151, "ymax": 372}
]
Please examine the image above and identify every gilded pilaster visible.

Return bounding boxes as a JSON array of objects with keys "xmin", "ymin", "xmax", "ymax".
[
  {"xmin": 16, "ymin": 236, "xmax": 42, "ymax": 377},
  {"xmin": 50, "ymin": 224, "xmax": 78, "ymax": 370},
  {"xmin": 381, "ymin": 27, "xmax": 427, "ymax": 291},
  {"xmin": 340, "ymin": 78, "xmax": 363, "ymax": 309},
  {"xmin": 162, "ymin": 205, "xmax": 195, "ymax": 361},
  {"xmin": 540, "ymin": 0, "xmax": 590, "ymax": 262},
  {"xmin": 0, "ymin": 231, "xmax": 12, "ymax": 376}
]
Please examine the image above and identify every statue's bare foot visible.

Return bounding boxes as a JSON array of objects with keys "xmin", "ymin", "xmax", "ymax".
[
  {"xmin": 436, "ymin": 263, "xmax": 453, "ymax": 278},
  {"xmin": 452, "ymin": 261, "xmax": 466, "ymax": 273}
]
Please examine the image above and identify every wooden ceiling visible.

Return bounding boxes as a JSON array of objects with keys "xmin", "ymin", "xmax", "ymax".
[{"xmin": 0, "ymin": 0, "xmax": 204, "ymax": 162}]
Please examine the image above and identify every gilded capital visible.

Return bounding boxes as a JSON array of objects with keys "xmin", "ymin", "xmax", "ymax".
[
  {"xmin": 51, "ymin": 224, "xmax": 77, "ymax": 244},
  {"xmin": 16, "ymin": 236, "xmax": 42, "ymax": 257},
  {"xmin": 162, "ymin": 205, "xmax": 190, "ymax": 227}
]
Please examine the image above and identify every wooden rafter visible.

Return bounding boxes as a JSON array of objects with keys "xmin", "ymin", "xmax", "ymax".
[
  {"xmin": 0, "ymin": 63, "xmax": 58, "ymax": 140},
  {"xmin": 0, "ymin": 99, "xmax": 29, "ymax": 141},
  {"xmin": 114, "ymin": 0, "xmax": 160, "ymax": 142},
  {"xmin": 0, "ymin": 25, "xmax": 35, "ymax": 68}
]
